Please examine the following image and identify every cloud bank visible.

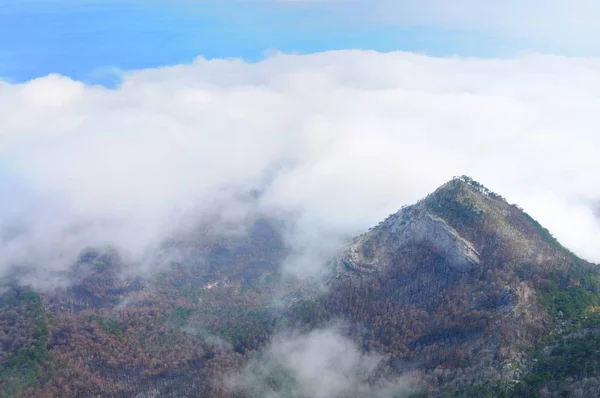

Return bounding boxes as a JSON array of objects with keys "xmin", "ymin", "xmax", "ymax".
[
  {"xmin": 226, "ymin": 326, "xmax": 414, "ymax": 397},
  {"xmin": 2, "ymin": 50, "xmax": 600, "ymax": 287}
]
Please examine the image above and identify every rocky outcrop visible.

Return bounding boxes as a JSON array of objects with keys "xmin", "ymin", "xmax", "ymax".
[{"xmin": 339, "ymin": 204, "xmax": 480, "ymax": 275}]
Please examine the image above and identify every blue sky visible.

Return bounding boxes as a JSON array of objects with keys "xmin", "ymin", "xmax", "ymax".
[
  {"xmin": 0, "ymin": 0, "xmax": 546, "ymax": 86},
  {"xmin": 2, "ymin": 0, "xmax": 600, "ymax": 85}
]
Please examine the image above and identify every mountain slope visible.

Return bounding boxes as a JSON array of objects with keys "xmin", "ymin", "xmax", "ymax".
[
  {"xmin": 1, "ymin": 216, "xmax": 289, "ymax": 397},
  {"xmin": 2, "ymin": 176, "xmax": 600, "ymax": 397},
  {"xmin": 289, "ymin": 176, "xmax": 600, "ymax": 396}
]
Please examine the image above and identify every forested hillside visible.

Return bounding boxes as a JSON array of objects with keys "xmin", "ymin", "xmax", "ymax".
[{"xmin": 2, "ymin": 177, "xmax": 600, "ymax": 397}]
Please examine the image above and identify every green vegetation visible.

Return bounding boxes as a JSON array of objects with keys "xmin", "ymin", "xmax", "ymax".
[
  {"xmin": 233, "ymin": 363, "xmax": 298, "ymax": 398},
  {"xmin": 411, "ymin": 324, "xmax": 485, "ymax": 349},
  {"xmin": 426, "ymin": 179, "xmax": 484, "ymax": 228},
  {"xmin": 521, "ymin": 211, "xmax": 558, "ymax": 245},
  {"xmin": 181, "ymin": 285, "xmax": 209, "ymax": 302},
  {"xmin": 525, "ymin": 334, "xmax": 600, "ymax": 385},
  {"xmin": 0, "ymin": 288, "xmax": 40, "ymax": 308},
  {"xmin": 342, "ymin": 258, "xmax": 354, "ymax": 271},
  {"xmin": 210, "ymin": 325, "xmax": 254, "ymax": 347},
  {"xmin": 79, "ymin": 249, "xmax": 113, "ymax": 272},
  {"xmin": 288, "ymin": 299, "xmax": 321, "ymax": 324},
  {"xmin": 154, "ymin": 271, "xmax": 171, "ymax": 286},
  {"xmin": 208, "ymin": 308, "xmax": 276, "ymax": 348},
  {"xmin": 165, "ymin": 306, "xmax": 196, "ymax": 328},
  {"xmin": 490, "ymin": 267, "xmax": 600, "ymax": 395},
  {"xmin": 0, "ymin": 289, "xmax": 49, "ymax": 397},
  {"xmin": 456, "ymin": 175, "xmax": 505, "ymax": 200},
  {"xmin": 89, "ymin": 315, "xmax": 126, "ymax": 336},
  {"xmin": 242, "ymin": 271, "xmax": 283, "ymax": 294},
  {"xmin": 0, "ymin": 327, "xmax": 49, "ymax": 397},
  {"xmin": 407, "ymin": 391, "xmax": 430, "ymax": 398},
  {"xmin": 262, "ymin": 271, "xmax": 282, "ymax": 286},
  {"xmin": 445, "ymin": 265, "xmax": 600, "ymax": 398},
  {"xmin": 449, "ymin": 381, "xmax": 511, "ymax": 398},
  {"xmin": 362, "ymin": 235, "xmax": 376, "ymax": 260},
  {"xmin": 537, "ymin": 267, "xmax": 600, "ymax": 321}
]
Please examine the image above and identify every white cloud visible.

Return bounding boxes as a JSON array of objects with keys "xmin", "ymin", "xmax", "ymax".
[
  {"xmin": 2, "ymin": 50, "xmax": 600, "ymax": 286},
  {"xmin": 226, "ymin": 326, "xmax": 414, "ymax": 397}
]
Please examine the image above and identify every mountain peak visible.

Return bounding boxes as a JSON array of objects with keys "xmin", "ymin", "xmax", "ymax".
[
  {"xmin": 337, "ymin": 176, "xmax": 578, "ymax": 278},
  {"xmin": 440, "ymin": 175, "xmax": 498, "ymax": 193},
  {"xmin": 427, "ymin": 176, "xmax": 575, "ymax": 258},
  {"xmin": 432, "ymin": 175, "xmax": 511, "ymax": 203},
  {"xmin": 420, "ymin": 176, "xmax": 505, "ymax": 232},
  {"xmin": 297, "ymin": 180, "xmax": 600, "ymax": 397},
  {"xmin": 426, "ymin": 175, "xmax": 506, "ymax": 210}
]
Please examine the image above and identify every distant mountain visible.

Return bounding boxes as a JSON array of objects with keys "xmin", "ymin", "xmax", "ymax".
[{"xmin": 2, "ymin": 176, "xmax": 600, "ymax": 397}]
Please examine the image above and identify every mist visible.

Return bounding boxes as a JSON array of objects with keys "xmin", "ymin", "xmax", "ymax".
[
  {"xmin": 225, "ymin": 325, "xmax": 416, "ymax": 397},
  {"xmin": 3, "ymin": 51, "xmax": 600, "ymax": 289}
]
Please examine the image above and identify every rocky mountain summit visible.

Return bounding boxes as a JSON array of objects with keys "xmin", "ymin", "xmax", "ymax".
[
  {"xmin": 2, "ymin": 176, "xmax": 600, "ymax": 397},
  {"xmin": 339, "ymin": 176, "xmax": 575, "ymax": 276},
  {"xmin": 341, "ymin": 193, "xmax": 482, "ymax": 275}
]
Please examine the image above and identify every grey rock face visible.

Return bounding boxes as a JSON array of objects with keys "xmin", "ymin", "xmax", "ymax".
[{"xmin": 340, "ymin": 204, "xmax": 480, "ymax": 274}]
